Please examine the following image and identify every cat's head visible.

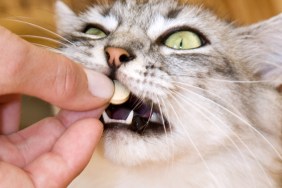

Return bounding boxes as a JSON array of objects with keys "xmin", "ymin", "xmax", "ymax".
[{"xmin": 56, "ymin": 0, "xmax": 282, "ymax": 166}]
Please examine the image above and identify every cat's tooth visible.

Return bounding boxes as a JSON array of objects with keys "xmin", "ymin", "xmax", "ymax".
[
  {"xmin": 102, "ymin": 112, "xmax": 111, "ymax": 123},
  {"xmin": 150, "ymin": 112, "xmax": 162, "ymax": 123},
  {"xmin": 125, "ymin": 110, "xmax": 134, "ymax": 124},
  {"xmin": 103, "ymin": 111, "xmax": 133, "ymax": 125},
  {"xmin": 110, "ymin": 80, "xmax": 130, "ymax": 105}
]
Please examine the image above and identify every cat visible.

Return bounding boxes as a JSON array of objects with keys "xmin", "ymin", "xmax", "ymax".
[{"xmin": 55, "ymin": 0, "xmax": 282, "ymax": 187}]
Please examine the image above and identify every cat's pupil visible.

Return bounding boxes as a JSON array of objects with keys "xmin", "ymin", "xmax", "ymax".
[{"xmin": 179, "ymin": 39, "xmax": 183, "ymax": 49}]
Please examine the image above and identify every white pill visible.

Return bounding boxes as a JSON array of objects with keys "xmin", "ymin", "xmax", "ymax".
[{"xmin": 110, "ymin": 80, "xmax": 130, "ymax": 105}]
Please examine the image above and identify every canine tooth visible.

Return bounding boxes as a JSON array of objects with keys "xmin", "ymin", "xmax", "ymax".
[
  {"xmin": 102, "ymin": 111, "xmax": 133, "ymax": 125},
  {"xmin": 150, "ymin": 112, "xmax": 162, "ymax": 123},
  {"xmin": 125, "ymin": 111, "xmax": 134, "ymax": 124},
  {"xmin": 103, "ymin": 112, "xmax": 111, "ymax": 123}
]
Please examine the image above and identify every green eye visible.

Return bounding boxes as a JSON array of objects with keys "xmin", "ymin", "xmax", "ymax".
[
  {"xmin": 164, "ymin": 31, "xmax": 202, "ymax": 50},
  {"xmin": 85, "ymin": 27, "xmax": 107, "ymax": 38}
]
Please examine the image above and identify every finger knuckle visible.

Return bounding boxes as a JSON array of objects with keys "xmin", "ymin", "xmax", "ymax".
[{"xmin": 53, "ymin": 58, "xmax": 82, "ymax": 101}]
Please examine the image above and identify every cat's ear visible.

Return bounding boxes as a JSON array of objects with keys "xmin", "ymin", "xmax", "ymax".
[
  {"xmin": 234, "ymin": 14, "xmax": 282, "ymax": 91},
  {"xmin": 55, "ymin": 1, "xmax": 79, "ymax": 35}
]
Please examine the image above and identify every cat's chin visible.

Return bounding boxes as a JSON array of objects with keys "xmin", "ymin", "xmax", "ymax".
[
  {"xmin": 101, "ymin": 129, "xmax": 178, "ymax": 166},
  {"xmin": 98, "ymin": 91, "xmax": 175, "ymax": 166}
]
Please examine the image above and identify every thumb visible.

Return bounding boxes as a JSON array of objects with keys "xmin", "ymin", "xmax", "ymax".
[
  {"xmin": 0, "ymin": 26, "xmax": 114, "ymax": 110},
  {"xmin": 22, "ymin": 46, "xmax": 114, "ymax": 110}
]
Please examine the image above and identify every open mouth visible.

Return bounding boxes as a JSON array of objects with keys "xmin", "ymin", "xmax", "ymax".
[{"xmin": 101, "ymin": 94, "xmax": 170, "ymax": 135}]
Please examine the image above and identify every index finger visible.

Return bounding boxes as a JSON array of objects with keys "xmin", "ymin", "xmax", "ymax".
[{"xmin": 0, "ymin": 26, "xmax": 114, "ymax": 111}]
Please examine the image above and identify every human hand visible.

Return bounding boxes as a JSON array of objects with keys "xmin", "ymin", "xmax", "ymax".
[{"xmin": 0, "ymin": 26, "xmax": 114, "ymax": 187}]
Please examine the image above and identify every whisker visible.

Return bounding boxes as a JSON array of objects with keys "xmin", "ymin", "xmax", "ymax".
[
  {"xmin": 4, "ymin": 18, "xmax": 76, "ymax": 46},
  {"xmin": 258, "ymin": 61, "xmax": 282, "ymax": 69},
  {"xmin": 171, "ymin": 81, "xmax": 243, "ymax": 115},
  {"xmin": 140, "ymin": 101, "xmax": 154, "ymax": 134},
  {"xmin": 132, "ymin": 96, "xmax": 146, "ymax": 112},
  {"xmin": 168, "ymin": 75, "xmax": 274, "ymax": 84},
  {"xmin": 20, "ymin": 35, "xmax": 68, "ymax": 46},
  {"xmin": 156, "ymin": 96, "xmax": 171, "ymax": 160},
  {"xmin": 30, "ymin": 43, "xmax": 64, "ymax": 54},
  {"xmin": 166, "ymin": 100, "xmax": 221, "ymax": 187},
  {"xmin": 158, "ymin": 96, "xmax": 177, "ymax": 173},
  {"xmin": 204, "ymin": 78, "xmax": 276, "ymax": 83},
  {"xmin": 156, "ymin": 97, "xmax": 167, "ymax": 134},
  {"xmin": 170, "ymin": 91, "xmax": 272, "ymax": 186},
  {"xmin": 174, "ymin": 83, "xmax": 282, "ymax": 160}
]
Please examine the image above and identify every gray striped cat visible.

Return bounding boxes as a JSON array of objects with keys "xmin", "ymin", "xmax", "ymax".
[{"xmin": 55, "ymin": 0, "xmax": 282, "ymax": 187}]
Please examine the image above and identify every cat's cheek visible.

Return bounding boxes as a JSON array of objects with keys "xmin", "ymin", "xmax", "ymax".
[
  {"xmin": 61, "ymin": 41, "xmax": 111, "ymax": 74},
  {"xmin": 167, "ymin": 93, "xmax": 234, "ymax": 146}
]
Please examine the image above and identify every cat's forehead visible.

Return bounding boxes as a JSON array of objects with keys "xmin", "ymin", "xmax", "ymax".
[
  {"xmin": 80, "ymin": 0, "xmax": 225, "ymax": 41},
  {"xmin": 110, "ymin": 0, "xmax": 178, "ymax": 20},
  {"xmin": 82, "ymin": 0, "xmax": 178, "ymax": 25},
  {"xmin": 94, "ymin": 0, "xmax": 178, "ymax": 17}
]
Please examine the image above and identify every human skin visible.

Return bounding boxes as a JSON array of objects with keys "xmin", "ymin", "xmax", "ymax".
[{"xmin": 0, "ymin": 26, "xmax": 114, "ymax": 187}]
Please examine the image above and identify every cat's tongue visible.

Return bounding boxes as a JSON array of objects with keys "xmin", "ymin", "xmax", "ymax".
[
  {"xmin": 111, "ymin": 108, "xmax": 131, "ymax": 120},
  {"xmin": 109, "ymin": 101, "xmax": 152, "ymax": 120}
]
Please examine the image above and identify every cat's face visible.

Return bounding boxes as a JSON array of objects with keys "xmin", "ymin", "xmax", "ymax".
[{"xmin": 56, "ymin": 0, "xmax": 282, "ymax": 166}]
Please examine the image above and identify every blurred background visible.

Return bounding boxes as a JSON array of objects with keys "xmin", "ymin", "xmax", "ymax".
[{"xmin": 0, "ymin": 0, "xmax": 281, "ymax": 128}]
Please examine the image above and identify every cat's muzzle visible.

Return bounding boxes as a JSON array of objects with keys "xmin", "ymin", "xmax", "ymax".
[{"xmin": 101, "ymin": 94, "xmax": 169, "ymax": 135}]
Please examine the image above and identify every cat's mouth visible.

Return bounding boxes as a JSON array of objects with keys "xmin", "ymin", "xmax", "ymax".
[{"xmin": 101, "ymin": 94, "xmax": 169, "ymax": 134}]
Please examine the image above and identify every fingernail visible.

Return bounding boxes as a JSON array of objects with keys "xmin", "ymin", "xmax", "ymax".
[{"xmin": 85, "ymin": 69, "xmax": 114, "ymax": 99}]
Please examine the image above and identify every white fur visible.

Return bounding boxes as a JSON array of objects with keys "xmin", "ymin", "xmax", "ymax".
[
  {"xmin": 55, "ymin": 1, "xmax": 282, "ymax": 187},
  {"xmin": 55, "ymin": 1, "xmax": 82, "ymax": 35}
]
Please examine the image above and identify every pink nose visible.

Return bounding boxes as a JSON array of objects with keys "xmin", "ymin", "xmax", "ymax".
[{"xmin": 105, "ymin": 47, "xmax": 133, "ymax": 68}]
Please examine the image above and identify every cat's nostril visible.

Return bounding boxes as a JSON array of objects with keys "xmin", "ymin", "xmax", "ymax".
[
  {"xmin": 105, "ymin": 47, "xmax": 135, "ymax": 68},
  {"xmin": 119, "ymin": 54, "xmax": 131, "ymax": 63},
  {"xmin": 105, "ymin": 51, "xmax": 110, "ymax": 61}
]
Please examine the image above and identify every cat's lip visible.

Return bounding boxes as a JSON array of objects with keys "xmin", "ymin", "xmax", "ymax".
[{"xmin": 101, "ymin": 94, "xmax": 169, "ymax": 134}]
